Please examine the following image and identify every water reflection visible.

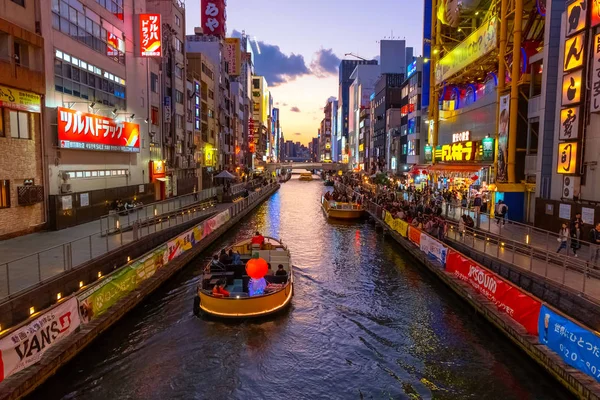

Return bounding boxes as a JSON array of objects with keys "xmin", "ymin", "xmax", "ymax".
[{"xmin": 30, "ymin": 176, "xmax": 571, "ymax": 400}]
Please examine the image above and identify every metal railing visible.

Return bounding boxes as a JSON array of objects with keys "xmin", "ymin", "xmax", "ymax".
[
  {"xmin": 226, "ymin": 183, "xmax": 278, "ymax": 219},
  {"xmin": 99, "ymin": 187, "xmax": 218, "ymax": 234},
  {"xmin": 0, "ymin": 189, "xmax": 219, "ymax": 301}
]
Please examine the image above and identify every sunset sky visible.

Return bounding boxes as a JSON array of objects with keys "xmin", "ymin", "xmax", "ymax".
[{"xmin": 186, "ymin": 0, "xmax": 425, "ymax": 145}]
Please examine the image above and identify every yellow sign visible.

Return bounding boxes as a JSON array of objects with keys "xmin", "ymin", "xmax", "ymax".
[
  {"xmin": 0, "ymin": 84, "xmax": 41, "ymax": 113},
  {"xmin": 435, "ymin": 141, "xmax": 475, "ymax": 162},
  {"xmin": 358, "ymin": 143, "xmax": 364, "ymax": 152},
  {"xmin": 204, "ymin": 144, "xmax": 215, "ymax": 167},
  {"xmin": 564, "ymin": 33, "xmax": 585, "ymax": 72},
  {"xmin": 566, "ymin": 0, "xmax": 587, "ymax": 37},
  {"xmin": 562, "ymin": 69, "xmax": 583, "ymax": 106},
  {"xmin": 557, "ymin": 141, "xmax": 578, "ymax": 174},
  {"xmin": 435, "ymin": 17, "xmax": 497, "ymax": 84}
]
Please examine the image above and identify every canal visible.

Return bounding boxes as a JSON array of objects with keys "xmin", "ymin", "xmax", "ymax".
[{"xmin": 29, "ymin": 175, "xmax": 572, "ymax": 399}]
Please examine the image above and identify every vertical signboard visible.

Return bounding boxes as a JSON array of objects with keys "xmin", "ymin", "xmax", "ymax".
[
  {"xmin": 139, "ymin": 14, "xmax": 162, "ymax": 57},
  {"xmin": 223, "ymin": 38, "xmax": 241, "ymax": 76},
  {"xmin": 591, "ymin": 33, "xmax": 600, "ymax": 113},
  {"xmin": 201, "ymin": 0, "xmax": 226, "ymax": 38},
  {"xmin": 496, "ymin": 94, "xmax": 510, "ymax": 183}
]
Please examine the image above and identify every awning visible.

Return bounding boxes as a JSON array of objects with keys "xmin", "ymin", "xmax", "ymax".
[
  {"xmin": 428, "ymin": 164, "xmax": 488, "ymax": 173},
  {"xmin": 156, "ymin": 177, "xmax": 167, "ymax": 182}
]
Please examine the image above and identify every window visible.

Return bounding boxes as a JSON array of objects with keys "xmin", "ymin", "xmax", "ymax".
[
  {"xmin": 175, "ymin": 66, "xmax": 183, "ymax": 79},
  {"xmin": 176, "ymin": 114, "xmax": 184, "ymax": 129},
  {"xmin": 11, "ymin": 0, "xmax": 25, "ymax": 6},
  {"xmin": 9, "ymin": 111, "xmax": 30, "ymax": 139},
  {"xmin": 95, "ymin": 0, "xmax": 124, "ymax": 20},
  {"xmin": 0, "ymin": 180, "xmax": 9, "ymax": 208},
  {"xmin": 174, "ymin": 38, "xmax": 183, "ymax": 54},
  {"xmin": 150, "ymin": 73, "xmax": 158, "ymax": 93},
  {"xmin": 151, "ymin": 106, "xmax": 159, "ymax": 125},
  {"xmin": 175, "ymin": 15, "xmax": 181, "ymax": 27},
  {"xmin": 253, "ymin": 79, "xmax": 260, "ymax": 89},
  {"xmin": 175, "ymin": 90, "xmax": 184, "ymax": 104},
  {"xmin": 208, "ymin": 90, "xmax": 214, "ymax": 99}
]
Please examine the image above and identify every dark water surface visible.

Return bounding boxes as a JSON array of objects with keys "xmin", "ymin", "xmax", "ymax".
[{"xmin": 29, "ymin": 177, "xmax": 573, "ymax": 400}]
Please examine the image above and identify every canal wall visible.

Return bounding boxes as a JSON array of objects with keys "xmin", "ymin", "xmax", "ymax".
[
  {"xmin": 0, "ymin": 184, "xmax": 280, "ymax": 400},
  {"xmin": 367, "ymin": 208, "xmax": 600, "ymax": 400}
]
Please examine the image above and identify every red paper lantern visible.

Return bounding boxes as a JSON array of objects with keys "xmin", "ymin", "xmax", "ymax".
[
  {"xmin": 245, "ymin": 257, "xmax": 268, "ymax": 279},
  {"xmin": 471, "ymin": 175, "xmax": 479, "ymax": 181}
]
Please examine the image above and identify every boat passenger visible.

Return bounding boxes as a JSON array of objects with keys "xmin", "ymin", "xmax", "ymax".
[
  {"xmin": 251, "ymin": 231, "xmax": 265, "ymax": 248},
  {"xmin": 275, "ymin": 264, "xmax": 287, "ymax": 276},
  {"xmin": 211, "ymin": 254, "xmax": 224, "ymax": 268},
  {"xmin": 219, "ymin": 249, "xmax": 231, "ymax": 264},
  {"xmin": 229, "ymin": 249, "xmax": 241, "ymax": 265},
  {"xmin": 266, "ymin": 263, "xmax": 274, "ymax": 276},
  {"xmin": 212, "ymin": 280, "xmax": 230, "ymax": 297}
]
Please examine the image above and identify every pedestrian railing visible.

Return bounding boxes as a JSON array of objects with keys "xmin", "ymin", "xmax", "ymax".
[{"xmin": 99, "ymin": 187, "xmax": 219, "ymax": 234}]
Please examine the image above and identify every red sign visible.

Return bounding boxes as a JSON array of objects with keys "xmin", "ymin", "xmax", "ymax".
[
  {"xmin": 149, "ymin": 160, "xmax": 165, "ymax": 180},
  {"xmin": 57, "ymin": 107, "xmax": 140, "ymax": 153},
  {"xmin": 594, "ymin": 0, "xmax": 600, "ymax": 27},
  {"xmin": 201, "ymin": 0, "xmax": 226, "ymax": 38},
  {"xmin": 139, "ymin": 14, "xmax": 161, "ymax": 57},
  {"xmin": 446, "ymin": 250, "xmax": 541, "ymax": 335},
  {"xmin": 107, "ymin": 33, "xmax": 119, "ymax": 56}
]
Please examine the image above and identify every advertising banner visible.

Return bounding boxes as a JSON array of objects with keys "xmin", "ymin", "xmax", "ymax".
[
  {"xmin": 420, "ymin": 233, "xmax": 447, "ymax": 266},
  {"xmin": 0, "ymin": 84, "xmax": 41, "ymax": 113},
  {"xmin": 224, "ymin": 38, "xmax": 241, "ymax": 76},
  {"xmin": 78, "ymin": 266, "xmax": 138, "ymax": 321},
  {"xmin": 435, "ymin": 17, "xmax": 497, "ymax": 84},
  {"xmin": 201, "ymin": 0, "xmax": 226, "ymax": 38},
  {"xmin": 446, "ymin": 250, "xmax": 541, "ymax": 335},
  {"xmin": 496, "ymin": 94, "xmax": 510, "ymax": 182},
  {"xmin": 139, "ymin": 14, "xmax": 161, "ymax": 57},
  {"xmin": 0, "ymin": 297, "xmax": 80, "ymax": 382},
  {"xmin": 167, "ymin": 224, "xmax": 205, "ymax": 261},
  {"xmin": 591, "ymin": 33, "xmax": 600, "ymax": 113},
  {"xmin": 394, "ymin": 219, "xmax": 409, "ymax": 237},
  {"xmin": 408, "ymin": 226, "xmax": 421, "ymax": 245},
  {"xmin": 539, "ymin": 305, "xmax": 600, "ymax": 382},
  {"xmin": 57, "ymin": 107, "xmax": 140, "ymax": 153}
]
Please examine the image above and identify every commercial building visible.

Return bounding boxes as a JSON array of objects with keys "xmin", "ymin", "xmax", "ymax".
[
  {"xmin": 43, "ymin": 0, "xmax": 153, "ymax": 229},
  {"xmin": 370, "ymin": 73, "xmax": 403, "ymax": 171},
  {"xmin": 329, "ymin": 98, "xmax": 338, "ymax": 162},
  {"xmin": 251, "ymin": 75, "xmax": 268, "ymax": 165},
  {"xmin": 319, "ymin": 100, "xmax": 332, "ymax": 162},
  {"xmin": 348, "ymin": 64, "xmax": 379, "ymax": 169},
  {"xmin": 0, "ymin": 0, "xmax": 46, "ymax": 238}
]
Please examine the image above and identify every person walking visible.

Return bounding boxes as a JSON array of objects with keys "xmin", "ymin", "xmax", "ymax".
[
  {"xmin": 556, "ymin": 223, "xmax": 569, "ymax": 254},
  {"xmin": 473, "ymin": 194, "xmax": 482, "ymax": 216},
  {"xmin": 589, "ymin": 223, "xmax": 600, "ymax": 267},
  {"xmin": 496, "ymin": 201, "xmax": 508, "ymax": 225},
  {"xmin": 458, "ymin": 214, "xmax": 466, "ymax": 238},
  {"xmin": 570, "ymin": 222, "xmax": 581, "ymax": 257}
]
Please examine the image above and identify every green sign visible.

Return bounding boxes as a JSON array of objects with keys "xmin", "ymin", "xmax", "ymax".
[
  {"xmin": 481, "ymin": 137, "xmax": 495, "ymax": 162},
  {"xmin": 424, "ymin": 144, "xmax": 433, "ymax": 162}
]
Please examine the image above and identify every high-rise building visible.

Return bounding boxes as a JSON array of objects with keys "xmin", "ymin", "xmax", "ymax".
[
  {"xmin": 251, "ymin": 76, "xmax": 269, "ymax": 165},
  {"xmin": 0, "ymin": 0, "xmax": 46, "ymax": 237}
]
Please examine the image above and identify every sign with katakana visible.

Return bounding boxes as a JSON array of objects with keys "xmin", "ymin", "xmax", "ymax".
[
  {"xmin": 57, "ymin": 107, "xmax": 140, "ymax": 153},
  {"xmin": 201, "ymin": 0, "xmax": 226, "ymax": 38},
  {"xmin": 139, "ymin": 14, "xmax": 161, "ymax": 57},
  {"xmin": 539, "ymin": 304, "xmax": 600, "ymax": 383},
  {"xmin": 591, "ymin": 33, "xmax": 600, "ymax": 113}
]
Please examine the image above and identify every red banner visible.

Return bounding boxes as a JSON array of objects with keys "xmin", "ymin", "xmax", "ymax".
[
  {"xmin": 408, "ymin": 226, "xmax": 421, "ymax": 245},
  {"xmin": 446, "ymin": 250, "xmax": 541, "ymax": 335},
  {"xmin": 201, "ymin": 0, "xmax": 226, "ymax": 38},
  {"xmin": 57, "ymin": 107, "xmax": 140, "ymax": 153}
]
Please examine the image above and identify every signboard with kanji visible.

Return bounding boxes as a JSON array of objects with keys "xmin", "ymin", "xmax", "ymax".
[
  {"xmin": 57, "ymin": 107, "xmax": 140, "ymax": 153},
  {"xmin": 201, "ymin": 1, "xmax": 226, "ymax": 38}
]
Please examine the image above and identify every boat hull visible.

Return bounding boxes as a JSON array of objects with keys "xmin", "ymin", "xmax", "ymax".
[
  {"xmin": 321, "ymin": 197, "xmax": 364, "ymax": 219},
  {"xmin": 199, "ymin": 283, "xmax": 293, "ymax": 318}
]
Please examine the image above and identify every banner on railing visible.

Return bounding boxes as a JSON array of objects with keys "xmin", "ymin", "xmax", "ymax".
[
  {"xmin": 539, "ymin": 305, "xmax": 600, "ymax": 383},
  {"xmin": 394, "ymin": 219, "xmax": 409, "ymax": 237},
  {"xmin": 0, "ymin": 297, "xmax": 80, "ymax": 382},
  {"xmin": 168, "ymin": 224, "xmax": 205, "ymax": 261},
  {"xmin": 420, "ymin": 233, "xmax": 447, "ymax": 266},
  {"xmin": 408, "ymin": 226, "xmax": 421, "ymax": 245},
  {"xmin": 446, "ymin": 250, "xmax": 541, "ymax": 335}
]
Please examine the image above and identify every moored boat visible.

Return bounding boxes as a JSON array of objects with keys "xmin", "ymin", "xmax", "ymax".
[
  {"xmin": 299, "ymin": 172, "xmax": 314, "ymax": 181},
  {"xmin": 195, "ymin": 236, "xmax": 293, "ymax": 318},
  {"xmin": 321, "ymin": 195, "xmax": 364, "ymax": 219}
]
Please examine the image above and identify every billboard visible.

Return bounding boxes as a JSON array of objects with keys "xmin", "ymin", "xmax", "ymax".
[
  {"xmin": 139, "ymin": 14, "xmax": 161, "ymax": 57},
  {"xmin": 201, "ymin": 0, "xmax": 226, "ymax": 38},
  {"xmin": 57, "ymin": 107, "xmax": 140, "ymax": 153},
  {"xmin": 223, "ymin": 38, "xmax": 241, "ymax": 76},
  {"xmin": 0, "ymin": 84, "xmax": 41, "ymax": 113}
]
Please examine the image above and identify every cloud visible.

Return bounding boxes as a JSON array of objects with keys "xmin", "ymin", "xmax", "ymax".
[
  {"xmin": 290, "ymin": 106, "xmax": 301, "ymax": 112},
  {"xmin": 293, "ymin": 132, "xmax": 302, "ymax": 136},
  {"xmin": 311, "ymin": 48, "xmax": 341, "ymax": 77},
  {"xmin": 232, "ymin": 30, "xmax": 309, "ymax": 86}
]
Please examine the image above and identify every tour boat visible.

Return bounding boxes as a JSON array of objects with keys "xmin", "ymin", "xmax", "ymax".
[
  {"xmin": 299, "ymin": 172, "xmax": 314, "ymax": 181},
  {"xmin": 321, "ymin": 195, "xmax": 365, "ymax": 219},
  {"xmin": 195, "ymin": 237, "xmax": 293, "ymax": 318}
]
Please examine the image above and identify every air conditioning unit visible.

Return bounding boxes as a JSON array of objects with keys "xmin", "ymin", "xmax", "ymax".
[
  {"xmin": 562, "ymin": 176, "xmax": 580, "ymax": 199},
  {"xmin": 60, "ymin": 183, "xmax": 72, "ymax": 194}
]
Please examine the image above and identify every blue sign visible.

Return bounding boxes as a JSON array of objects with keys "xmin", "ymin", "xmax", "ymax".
[
  {"xmin": 407, "ymin": 60, "xmax": 417, "ymax": 78},
  {"xmin": 539, "ymin": 305, "xmax": 600, "ymax": 382}
]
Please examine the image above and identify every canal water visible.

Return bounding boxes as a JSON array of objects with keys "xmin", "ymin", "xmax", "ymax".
[{"xmin": 30, "ymin": 175, "xmax": 572, "ymax": 400}]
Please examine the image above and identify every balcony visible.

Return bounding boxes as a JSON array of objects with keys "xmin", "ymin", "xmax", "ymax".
[
  {"xmin": 527, "ymin": 95, "xmax": 541, "ymax": 119},
  {"xmin": 525, "ymin": 154, "xmax": 537, "ymax": 175}
]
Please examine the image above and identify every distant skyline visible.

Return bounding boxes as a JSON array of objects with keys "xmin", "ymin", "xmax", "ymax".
[{"xmin": 186, "ymin": 0, "xmax": 425, "ymax": 145}]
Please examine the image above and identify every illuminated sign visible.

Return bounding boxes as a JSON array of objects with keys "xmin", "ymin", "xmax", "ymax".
[
  {"xmin": 452, "ymin": 130, "xmax": 471, "ymax": 143},
  {"xmin": 435, "ymin": 17, "xmax": 497, "ymax": 84},
  {"xmin": 0, "ymin": 84, "xmax": 41, "ymax": 113},
  {"xmin": 591, "ymin": 33, "xmax": 600, "ymax": 112},
  {"xmin": 564, "ymin": 33, "xmax": 585, "ymax": 72},
  {"xmin": 223, "ymin": 38, "xmax": 241, "ymax": 76},
  {"xmin": 107, "ymin": 33, "xmax": 119, "ymax": 57},
  {"xmin": 434, "ymin": 140, "xmax": 494, "ymax": 163},
  {"xmin": 557, "ymin": 141, "xmax": 578, "ymax": 174},
  {"xmin": 139, "ymin": 14, "xmax": 161, "ymax": 57},
  {"xmin": 407, "ymin": 60, "xmax": 417, "ymax": 78},
  {"xmin": 559, "ymin": 106, "xmax": 581, "ymax": 140},
  {"xmin": 204, "ymin": 144, "xmax": 215, "ymax": 166},
  {"xmin": 561, "ymin": 69, "xmax": 583, "ymax": 106},
  {"xmin": 201, "ymin": 0, "xmax": 226, "ymax": 38},
  {"xmin": 358, "ymin": 143, "xmax": 364, "ymax": 152},
  {"xmin": 57, "ymin": 107, "xmax": 140, "ymax": 153},
  {"xmin": 566, "ymin": 0, "xmax": 587, "ymax": 37},
  {"xmin": 424, "ymin": 144, "xmax": 433, "ymax": 162},
  {"xmin": 150, "ymin": 160, "xmax": 165, "ymax": 179},
  {"xmin": 593, "ymin": 0, "xmax": 600, "ymax": 27}
]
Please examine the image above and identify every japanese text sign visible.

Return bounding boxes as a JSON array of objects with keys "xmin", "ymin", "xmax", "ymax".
[
  {"xmin": 420, "ymin": 233, "xmax": 447, "ymax": 266},
  {"xmin": 139, "ymin": 14, "xmax": 161, "ymax": 57},
  {"xmin": 435, "ymin": 141, "xmax": 476, "ymax": 162},
  {"xmin": 0, "ymin": 84, "xmax": 41, "ymax": 113},
  {"xmin": 557, "ymin": 141, "xmax": 578, "ymax": 174},
  {"xmin": 561, "ymin": 69, "xmax": 583, "ymax": 106},
  {"xmin": 564, "ymin": 32, "xmax": 586, "ymax": 72},
  {"xmin": 591, "ymin": 33, "xmax": 600, "ymax": 113},
  {"xmin": 446, "ymin": 250, "xmax": 541, "ymax": 335},
  {"xmin": 566, "ymin": 0, "xmax": 587, "ymax": 37},
  {"xmin": 594, "ymin": 0, "xmax": 600, "ymax": 27},
  {"xmin": 57, "ymin": 107, "xmax": 140, "ymax": 153},
  {"xmin": 201, "ymin": 0, "xmax": 226, "ymax": 38},
  {"xmin": 559, "ymin": 106, "xmax": 581, "ymax": 139},
  {"xmin": 539, "ymin": 305, "xmax": 600, "ymax": 383},
  {"xmin": 223, "ymin": 38, "xmax": 241, "ymax": 76}
]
